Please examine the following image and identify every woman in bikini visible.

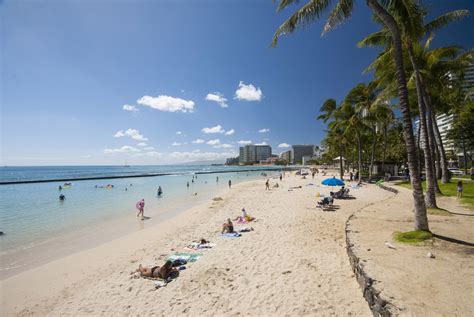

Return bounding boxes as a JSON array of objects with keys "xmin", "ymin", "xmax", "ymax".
[{"xmin": 138, "ymin": 260, "xmax": 178, "ymax": 279}]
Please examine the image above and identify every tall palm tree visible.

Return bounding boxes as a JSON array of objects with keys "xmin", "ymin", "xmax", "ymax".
[
  {"xmin": 318, "ymin": 98, "xmax": 345, "ymax": 179},
  {"xmin": 273, "ymin": 0, "xmax": 429, "ymax": 231},
  {"xmin": 359, "ymin": 6, "xmax": 469, "ymax": 207},
  {"xmin": 342, "ymin": 83, "xmax": 378, "ymax": 182}
]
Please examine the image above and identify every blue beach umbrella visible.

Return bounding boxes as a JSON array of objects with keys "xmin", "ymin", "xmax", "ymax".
[{"xmin": 321, "ymin": 177, "xmax": 345, "ymax": 186}]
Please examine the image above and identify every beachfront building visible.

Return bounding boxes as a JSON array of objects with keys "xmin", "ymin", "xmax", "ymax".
[
  {"xmin": 239, "ymin": 144, "xmax": 272, "ymax": 164},
  {"xmin": 291, "ymin": 145, "xmax": 315, "ymax": 165},
  {"xmin": 225, "ymin": 156, "xmax": 239, "ymax": 165},
  {"xmin": 255, "ymin": 145, "xmax": 272, "ymax": 162},
  {"xmin": 280, "ymin": 150, "xmax": 292, "ymax": 164}
]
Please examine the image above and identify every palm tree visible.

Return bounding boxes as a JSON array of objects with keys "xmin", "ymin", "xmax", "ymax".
[
  {"xmin": 342, "ymin": 83, "xmax": 378, "ymax": 182},
  {"xmin": 273, "ymin": 0, "xmax": 429, "ymax": 231},
  {"xmin": 357, "ymin": 4, "xmax": 469, "ymax": 206},
  {"xmin": 318, "ymin": 98, "xmax": 345, "ymax": 179}
]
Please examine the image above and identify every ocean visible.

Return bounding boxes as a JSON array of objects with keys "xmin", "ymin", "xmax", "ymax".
[{"xmin": 0, "ymin": 165, "xmax": 283, "ymax": 279}]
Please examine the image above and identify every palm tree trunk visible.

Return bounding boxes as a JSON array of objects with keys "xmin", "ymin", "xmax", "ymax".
[
  {"xmin": 357, "ymin": 131, "xmax": 362, "ymax": 182},
  {"xmin": 407, "ymin": 44, "xmax": 437, "ymax": 208},
  {"xmin": 424, "ymin": 93, "xmax": 450, "ymax": 183},
  {"xmin": 382, "ymin": 126, "xmax": 387, "ymax": 172},
  {"xmin": 426, "ymin": 109, "xmax": 442, "ymax": 194},
  {"xmin": 369, "ymin": 126, "xmax": 377, "ymax": 182},
  {"xmin": 416, "ymin": 120, "xmax": 422, "ymax": 177},
  {"xmin": 434, "ymin": 141, "xmax": 441, "ymax": 179},
  {"xmin": 339, "ymin": 142, "xmax": 344, "ymax": 180},
  {"xmin": 367, "ymin": 0, "xmax": 429, "ymax": 231}
]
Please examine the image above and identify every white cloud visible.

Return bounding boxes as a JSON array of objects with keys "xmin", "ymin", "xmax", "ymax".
[
  {"xmin": 146, "ymin": 151, "xmax": 162, "ymax": 157},
  {"xmin": 123, "ymin": 104, "xmax": 139, "ymax": 112},
  {"xmin": 234, "ymin": 81, "xmax": 262, "ymax": 101},
  {"xmin": 206, "ymin": 139, "xmax": 221, "ymax": 146},
  {"xmin": 172, "ymin": 142, "xmax": 186, "ymax": 146},
  {"xmin": 258, "ymin": 128, "xmax": 270, "ymax": 133},
  {"xmin": 202, "ymin": 125, "xmax": 225, "ymax": 134},
  {"xmin": 214, "ymin": 144, "xmax": 234, "ymax": 148},
  {"xmin": 192, "ymin": 139, "xmax": 205, "ymax": 144},
  {"xmin": 137, "ymin": 95, "xmax": 195, "ymax": 113},
  {"xmin": 169, "ymin": 150, "xmax": 238, "ymax": 162},
  {"xmin": 104, "ymin": 146, "xmax": 140, "ymax": 154},
  {"xmin": 113, "ymin": 128, "xmax": 148, "ymax": 141},
  {"xmin": 278, "ymin": 143, "xmax": 291, "ymax": 148},
  {"xmin": 205, "ymin": 92, "xmax": 228, "ymax": 108},
  {"xmin": 237, "ymin": 140, "xmax": 252, "ymax": 145},
  {"xmin": 144, "ymin": 146, "xmax": 154, "ymax": 150},
  {"xmin": 225, "ymin": 129, "xmax": 235, "ymax": 135},
  {"xmin": 176, "ymin": 131, "xmax": 182, "ymax": 135},
  {"xmin": 256, "ymin": 142, "xmax": 268, "ymax": 145},
  {"xmin": 137, "ymin": 142, "xmax": 147, "ymax": 147}
]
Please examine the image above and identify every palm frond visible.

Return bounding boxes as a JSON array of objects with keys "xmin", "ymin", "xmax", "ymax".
[
  {"xmin": 322, "ymin": 0, "xmax": 353, "ymax": 35},
  {"xmin": 272, "ymin": 0, "xmax": 333, "ymax": 46},
  {"xmin": 357, "ymin": 30, "xmax": 390, "ymax": 48},
  {"xmin": 276, "ymin": 0, "xmax": 303, "ymax": 12},
  {"xmin": 424, "ymin": 10, "xmax": 470, "ymax": 34}
]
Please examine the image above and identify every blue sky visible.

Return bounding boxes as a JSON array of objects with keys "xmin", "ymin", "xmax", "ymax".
[{"xmin": 1, "ymin": 0, "xmax": 473, "ymax": 165}]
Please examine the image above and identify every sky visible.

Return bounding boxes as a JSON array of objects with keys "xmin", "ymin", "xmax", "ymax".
[{"xmin": 1, "ymin": 0, "xmax": 473, "ymax": 166}]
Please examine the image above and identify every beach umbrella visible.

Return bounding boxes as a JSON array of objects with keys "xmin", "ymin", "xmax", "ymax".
[{"xmin": 321, "ymin": 177, "xmax": 345, "ymax": 186}]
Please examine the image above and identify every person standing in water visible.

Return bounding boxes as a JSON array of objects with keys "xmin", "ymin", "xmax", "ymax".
[
  {"xmin": 228, "ymin": 180, "xmax": 232, "ymax": 188},
  {"xmin": 157, "ymin": 186, "xmax": 163, "ymax": 197},
  {"xmin": 216, "ymin": 176, "xmax": 219, "ymax": 183},
  {"xmin": 187, "ymin": 181, "xmax": 190, "ymax": 188},
  {"xmin": 136, "ymin": 199, "xmax": 145, "ymax": 219}
]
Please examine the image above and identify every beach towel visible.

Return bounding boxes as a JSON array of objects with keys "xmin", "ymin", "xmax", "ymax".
[
  {"xmin": 167, "ymin": 253, "xmax": 203, "ymax": 263},
  {"xmin": 221, "ymin": 232, "xmax": 241, "ymax": 238},
  {"xmin": 236, "ymin": 217, "xmax": 248, "ymax": 224},
  {"xmin": 154, "ymin": 280, "xmax": 167, "ymax": 289},
  {"xmin": 185, "ymin": 242, "xmax": 216, "ymax": 251}
]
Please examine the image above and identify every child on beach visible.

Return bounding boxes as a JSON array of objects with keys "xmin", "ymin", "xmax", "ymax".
[
  {"xmin": 457, "ymin": 181, "xmax": 463, "ymax": 199},
  {"xmin": 136, "ymin": 199, "xmax": 145, "ymax": 219}
]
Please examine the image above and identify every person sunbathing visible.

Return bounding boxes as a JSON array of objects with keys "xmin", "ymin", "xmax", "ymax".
[
  {"xmin": 222, "ymin": 218, "xmax": 234, "ymax": 234},
  {"xmin": 234, "ymin": 208, "xmax": 254, "ymax": 223},
  {"xmin": 138, "ymin": 260, "xmax": 178, "ymax": 280}
]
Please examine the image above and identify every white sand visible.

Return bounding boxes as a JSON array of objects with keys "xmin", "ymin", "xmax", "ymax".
[
  {"xmin": 1, "ymin": 172, "xmax": 388, "ymax": 316},
  {"xmin": 347, "ymin": 184, "xmax": 474, "ymax": 316}
]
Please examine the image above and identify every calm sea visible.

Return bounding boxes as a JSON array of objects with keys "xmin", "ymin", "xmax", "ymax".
[{"xmin": 0, "ymin": 165, "xmax": 282, "ymax": 279}]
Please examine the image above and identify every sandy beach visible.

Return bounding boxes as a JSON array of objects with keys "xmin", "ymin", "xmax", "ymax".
[
  {"xmin": 1, "ymin": 172, "xmax": 377, "ymax": 316},
  {"xmin": 2, "ymin": 172, "xmax": 472, "ymax": 316}
]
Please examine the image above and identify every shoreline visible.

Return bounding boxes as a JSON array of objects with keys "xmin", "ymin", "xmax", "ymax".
[
  {"xmin": 0, "ymin": 166, "xmax": 292, "ymax": 185},
  {"xmin": 1, "ymin": 171, "xmax": 269, "ymax": 280},
  {"xmin": 1, "ymin": 171, "xmax": 381, "ymax": 316}
]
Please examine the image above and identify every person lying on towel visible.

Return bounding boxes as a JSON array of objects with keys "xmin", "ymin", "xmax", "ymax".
[{"xmin": 138, "ymin": 260, "xmax": 179, "ymax": 280}]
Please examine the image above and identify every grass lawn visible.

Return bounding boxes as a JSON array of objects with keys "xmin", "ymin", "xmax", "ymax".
[
  {"xmin": 396, "ymin": 179, "xmax": 474, "ymax": 210},
  {"xmin": 393, "ymin": 230, "xmax": 433, "ymax": 244}
]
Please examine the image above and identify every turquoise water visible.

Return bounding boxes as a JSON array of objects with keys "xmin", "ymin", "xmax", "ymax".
[{"xmin": 0, "ymin": 165, "xmax": 282, "ymax": 278}]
